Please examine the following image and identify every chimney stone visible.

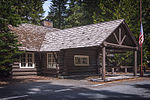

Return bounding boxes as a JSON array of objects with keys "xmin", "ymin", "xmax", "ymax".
[{"xmin": 43, "ymin": 20, "xmax": 53, "ymax": 28}]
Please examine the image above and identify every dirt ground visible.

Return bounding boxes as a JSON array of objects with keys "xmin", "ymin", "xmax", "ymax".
[
  {"xmin": 1, "ymin": 74, "xmax": 150, "ymax": 86},
  {"xmin": 0, "ymin": 76, "xmax": 58, "ymax": 86}
]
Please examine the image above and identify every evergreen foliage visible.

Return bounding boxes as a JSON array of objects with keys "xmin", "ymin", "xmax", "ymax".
[
  {"xmin": 46, "ymin": 0, "xmax": 68, "ymax": 29},
  {"xmin": 65, "ymin": 0, "xmax": 99, "ymax": 28},
  {"xmin": 92, "ymin": 0, "xmax": 150, "ymax": 66},
  {"xmin": 64, "ymin": 4, "xmax": 89, "ymax": 28},
  {"xmin": 15, "ymin": 0, "xmax": 46, "ymax": 25},
  {"xmin": 0, "ymin": 0, "xmax": 21, "ymax": 68},
  {"xmin": 0, "ymin": 0, "xmax": 45, "ymax": 73},
  {"xmin": 93, "ymin": 0, "xmax": 138, "ymax": 37},
  {"xmin": 142, "ymin": 0, "xmax": 150, "ymax": 65}
]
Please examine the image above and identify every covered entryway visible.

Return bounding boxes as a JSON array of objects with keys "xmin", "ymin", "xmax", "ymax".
[{"xmin": 99, "ymin": 21, "xmax": 138, "ymax": 81}]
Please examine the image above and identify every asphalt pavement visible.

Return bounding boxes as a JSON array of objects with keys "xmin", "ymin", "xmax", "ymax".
[{"xmin": 0, "ymin": 77, "xmax": 150, "ymax": 100}]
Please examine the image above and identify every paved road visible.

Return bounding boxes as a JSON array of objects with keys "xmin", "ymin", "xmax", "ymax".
[{"xmin": 0, "ymin": 78, "xmax": 150, "ymax": 100}]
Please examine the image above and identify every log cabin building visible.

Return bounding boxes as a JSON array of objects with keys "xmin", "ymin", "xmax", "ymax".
[{"xmin": 9, "ymin": 19, "xmax": 138, "ymax": 80}]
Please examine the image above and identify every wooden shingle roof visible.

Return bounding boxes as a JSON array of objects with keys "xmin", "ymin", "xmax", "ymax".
[
  {"xmin": 9, "ymin": 24, "xmax": 60, "ymax": 51},
  {"xmin": 40, "ymin": 19, "xmax": 124, "ymax": 51}
]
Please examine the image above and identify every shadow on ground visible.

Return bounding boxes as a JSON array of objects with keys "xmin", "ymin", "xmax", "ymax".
[
  {"xmin": 134, "ymin": 84, "xmax": 150, "ymax": 90},
  {"xmin": 0, "ymin": 81, "xmax": 150, "ymax": 100}
]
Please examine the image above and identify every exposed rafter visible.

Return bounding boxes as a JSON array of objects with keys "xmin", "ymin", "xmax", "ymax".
[
  {"xmin": 113, "ymin": 28, "xmax": 126, "ymax": 45},
  {"xmin": 113, "ymin": 32, "xmax": 119, "ymax": 43},
  {"xmin": 119, "ymin": 28, "xmax": 122, "ymax": 43},
  {"xmin": 120, "ymin": 35, "xmax": 126, "ymax": 45}
]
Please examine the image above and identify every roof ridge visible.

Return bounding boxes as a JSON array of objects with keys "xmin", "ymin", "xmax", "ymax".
[
  {"xmin": 20, "ymin": 23, "xmax": 60, "ymax": 30},
  {"xmin": 54, "ymin": 19, "xmax": 124, "ymax": 32}
]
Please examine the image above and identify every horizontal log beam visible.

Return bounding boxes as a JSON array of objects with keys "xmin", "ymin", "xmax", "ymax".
[
  {"xmin": 103, "ymin": 41, "xmax": 138, "ymax": 50},
  {"xmin": 106, "ymin": 49, "xmax": 127, "ymax": 53},
  {"xmin": 120, "ymin": 66, "xmax": 133, "ymax": 68},
  {"xmin": 107, "ymin": 51, "xmax": 127, "ymax": 54}
]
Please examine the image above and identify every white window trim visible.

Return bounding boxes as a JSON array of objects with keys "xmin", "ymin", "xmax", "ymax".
[
  {"xmin": 19, "ymin": 53, "xmax": 35, "ymax": 68},
  {"xmin": 74, "ymin": 55, "xmax": 89, "ymax": 66},
  {"xmin": 47, "ymin": 53, "xmax": 57, "ymax": 69}
]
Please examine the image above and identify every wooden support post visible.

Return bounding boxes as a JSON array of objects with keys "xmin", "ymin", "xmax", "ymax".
[
  {"xmin": 125, "ymin": 68, "xmax": 127, "ymax": 73},
  {"xmin": 119, "ymin": 28, "xmax": 121, "ymax": 44},
  {"xmin": 134, "ymin": 51, "xmax": 137, "ymax": 76},
  {"xmin": 112, "ymin": 68, "xmax": 114, "ymax": 74},
  {"xmin": 96, "ymin": 48, "xmax": 101, "ymax": 74},
  {"xmin": 102, "ymin": 47, "xmax": 106, "ymax": 81}
]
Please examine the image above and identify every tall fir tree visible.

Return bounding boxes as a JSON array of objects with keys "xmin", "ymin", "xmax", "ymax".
[
  {"xmin": 65, "ymin": 0, "xmax": 100, "ymax": 28},
  {"xmin": 0, "ymin": 0, "xmax": 21, "ymax": 68},
  {"xmin": 46, "ymin": 0, "xmax": 67, "ymax": 29},
  {"xmin": 142, "ymin": 0, "xmax": 150, "ymax": 65},
  {"xmin": 93, "ymin": 0, "xmax": 138, "ymax": 37},
  {"xmin": 64, "ymin": 3, "xmax": 89, "ymax": 28},
  {"xmin": 0, "ymin": 0, "xmax": 46, "ymax": 71},
  {"xmin": 15, "ymin": 0, "xmax": 46, "ymax": 25}
]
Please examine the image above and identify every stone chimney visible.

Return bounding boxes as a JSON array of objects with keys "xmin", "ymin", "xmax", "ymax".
[{"xmin": 43, "ymin": 20, "xmax": 53, "ymax": 28}]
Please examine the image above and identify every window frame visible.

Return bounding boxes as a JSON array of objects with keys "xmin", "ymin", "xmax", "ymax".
[
  {"xmin": 19, "ymin": 52, "xmax": 35, "ymax": 68},
  {"xmin": 74, "ymin": 55, "xmax": 89, "ymax": 66},
  {"xmin": 47, "ymin": 52, "xmax": 57, "ymax": 69}
]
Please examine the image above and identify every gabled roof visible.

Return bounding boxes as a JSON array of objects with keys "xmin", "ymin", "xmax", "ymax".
[
  {"xmin": 10, "ymin": 19, "xmax": 137, "ymax": 52},
  {"xmin": 40, "ymin": 19, "xmax": 124, "ymax": 51},
  {"xmin": 9, "ymin": 24, "xmax": 60, "ymax": 51}
]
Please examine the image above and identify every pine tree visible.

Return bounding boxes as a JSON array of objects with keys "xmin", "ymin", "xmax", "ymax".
[
  {"xmin": 82, "ymin": 0, "xmax": 100, "ymax": 25},
  {"xmin": 15, "ymin": 0, "xmax": 46, "ymax": 25},
  {"xmin": 93, "ymin": 0, "xmax": 138, "ymax": 36},
  {"xmin": 65, "ymin": 4, "xmax": 88, "ymax": 28},
  {"xmin": 142, "ymin": 0, "xmax": 150, "ymax": 65},
  {"xmin": 0, "ymin": 0, "xmax": 21, "ymax": 69},
  {"xmin": 0, "ymin": 0, "xmax": 46, "ymax": 76},
  {"xmin": 46, "ymin": 0, "xmax": 67, "ymax": 29},
  {"xmin": 65, "ymin": 0, "xmax": 100, "ymax": 28}
]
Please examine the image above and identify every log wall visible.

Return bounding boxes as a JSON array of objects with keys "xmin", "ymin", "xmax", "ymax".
[{"xmin": 59, "ymin": 47, "xmax": 98, "ymax": 75}]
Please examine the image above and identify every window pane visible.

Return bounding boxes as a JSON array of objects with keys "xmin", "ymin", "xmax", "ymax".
[
  {"xmin": 75, "ymin": 57, "xmax": 81, "ymax": 64},
  {"xmin": 20, "ymin": 53, "xmax": 34, "ymax": 68},
  {"xmin": 27, "ymin": 54, "xmax": 33, "ymax": 67},
  {"xmin": 82, "ymin": 58, "xmax": 88, "ymax": 64},
  {"xmin": 21, "ymin": 54, "xmax": 26, "ymax": 67},
  {"xmin": 47, "ymin": 53, "xmax": 57, "ymax": 68}
]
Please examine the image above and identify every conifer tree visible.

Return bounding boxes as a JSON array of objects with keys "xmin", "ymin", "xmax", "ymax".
[
  {"xmin": 0, "ymin": 0, "xmax": 21, "ymax": 68},
  {"xmin": 15, "ymin": 0, "xmax": 46, "ymax": 25},
  {"xmin": 64, "ymin": 0, "xmax": 100, "ymax": 28},
  {"xmin": 46, "ymin": 0, "xmax": 67, "ymax": 29},
  {"xmin": 0, "ymin": 0, "xmax": 46, "ymax": 73}
]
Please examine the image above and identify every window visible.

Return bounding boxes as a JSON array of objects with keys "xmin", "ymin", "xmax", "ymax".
[
  {"xmin": 47, "ymin": 53, "xmax": 57, "ymax": 68},
  {"xmin": 74, "ymin": 55, "xmax": 89, "ymax": 66},
  {"xmin": 20, "ymin": 53, "xmax": 34, "ymax": 68}
]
